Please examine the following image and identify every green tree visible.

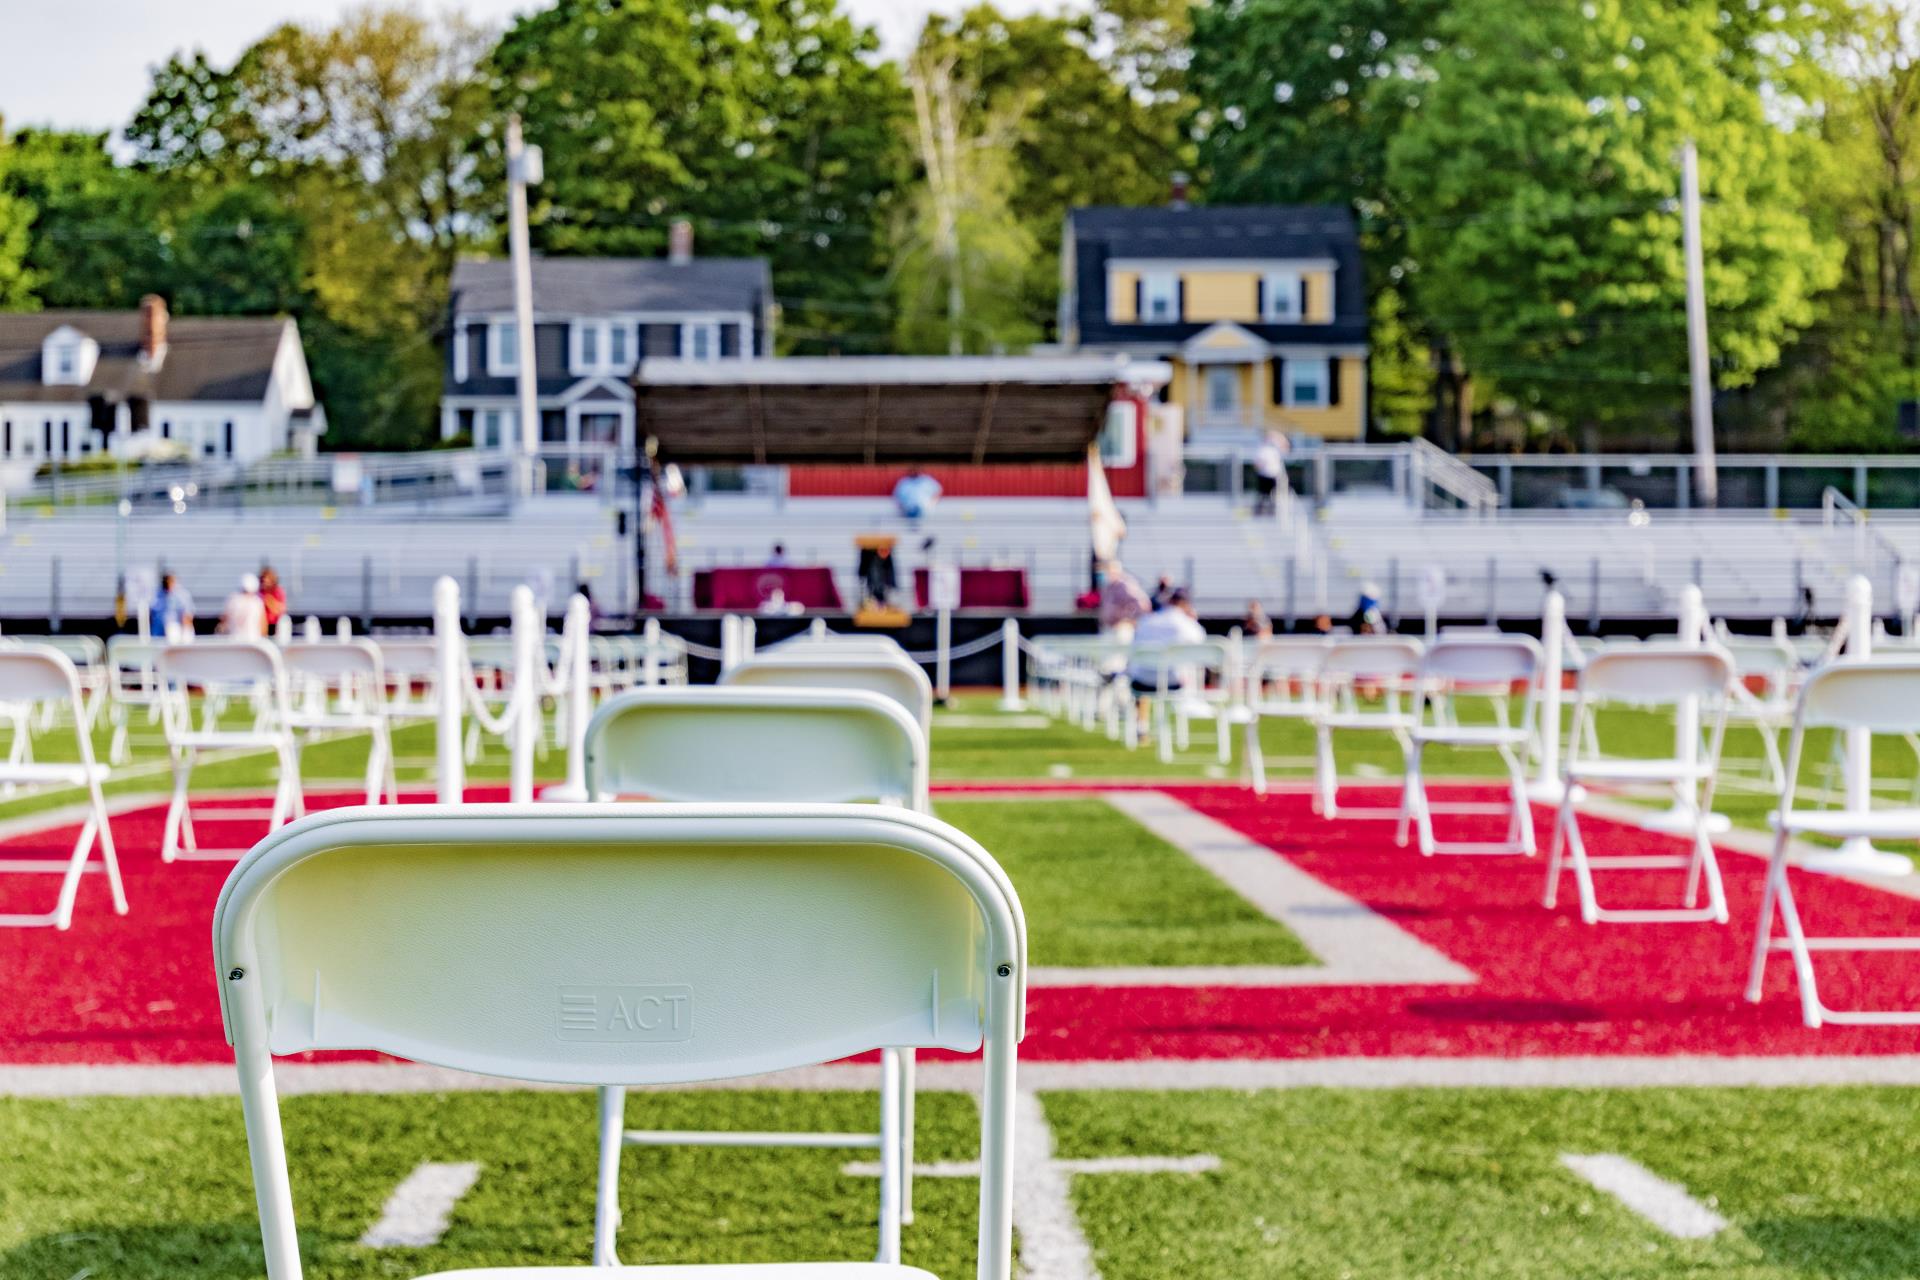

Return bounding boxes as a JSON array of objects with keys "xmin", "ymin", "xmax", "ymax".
[
  {"xmin": 0, "ymin": 126, "xmax": 38, "ymax": 308},
  {"xmin": 489, "ymin": 0, "xmax": 913, "ymax": 353},
  {"xmin": 910, "ymin": 3, "xmax": 1194, "ymax": 345},
  {"xmin": 2, "ymin": 129, "xmax": 172, "ymax": 310},
  {"xmin": 1385, "ymin": 0, "xmax": 1841, "ymax": 444}
]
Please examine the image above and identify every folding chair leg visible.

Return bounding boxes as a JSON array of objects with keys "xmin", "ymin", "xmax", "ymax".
[
  {"xmin": 593, "ymin": 1084, "xmax": 626, "ymax": 1266},
  {"xmin": 899, "ymin": 1049, "xmax": 916, "ymax": 1226},
  {"xmin": 1314, "ymin": 725, "xmax": 1336, "ymax": 817},
  {"xmin": 877, "ymin": 1048, "xmax": 903, "ymax": 1265},
  {"xmin": 1745, "ymin": 832, "xmax": 1789, "ymax": 1003},
  {"xmin": 1216, "ymin": 715, "xmax": 1230, "ymax": 766},
  {"xmin": 47, "ymin": 812, "xmax": 98, "ymax": 931},
  {"xmin": 1394, "ymin": 745, "xmax": 1418, "ymax": 850},
  {"xmin": 1157, "ymin": 700, "xmax": 1174, "ymax": 764},
  {"xmin": 1543, "ymin": 794, "xmax": 1572, "ymax": 907},
  {"xmin": 161, "ymin": 751, "xmax": 194, "ymax": 863},
  {"xmin": 1771, "ymin": 870, "xmax": 1825, "ymax": 1027},
  {"xmin": 1244, "ymin": 716, "xmax": 1268, "ymax": 796},
  {"xmin": 89, "ymin": 779, "xmax": 127, "ymax": 917}
]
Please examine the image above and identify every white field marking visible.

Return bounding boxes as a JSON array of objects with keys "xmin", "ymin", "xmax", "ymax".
[
  {"xmin": 18, "ymin": 1054, "xmax": 1920, "ymax": 1099},
  {"xmin": 1047, "ymin": 764, "xmax": 1075, "ymax": 779},
  {"xmin": 1013, "ymin": 1090, "xmax": 1101, "ymax": 1280},
  {"xmin": 843, "ymin": 1154, "xmax": 1221, "ymax": 1178},
  {"xmin": 358, "ymin": 1161, "xmax": 481, "ymax": 1248},
  {"xmin": 1559, "ymin": 1153, "xmax": 1728, "ymax": 1240},
  {"xmin": 1101, "ymin": 790, "xmax": 1476, "ymax": 986}
]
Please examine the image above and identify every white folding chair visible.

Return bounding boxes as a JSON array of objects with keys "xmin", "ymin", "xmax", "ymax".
[
  {"xmin": 1311, "ymin": 637, "xmax": 1425, "ymax": 818},
  {"xmin": 1746, "ymin": 660, "xmax": 1920, "ymax": 1026},
  {"xmin": 722, "ymin": 653, "xmax": 935, "ymax": 742},
  {"xmin": 155, "ymin": 642, "xmax": 304, "ymax": 862},
  {"xmin": 1543, "ymin": 646, "xmax": 1733, "ymax": 924},
  {"xmin": 1136, "ymin": 641, "xmax": 1240, "ymax": 765},
  {"xmin": 282, "ymin": 640, "xmax": 398, "ymax": 805},
  {"xmin": 584, "ymin": 685, "xmax": 929, "ymax": 1265},
  {"xmin": 1242, "ymin": 637, "xmax": 1330, "ymax": 795},
  {"xmin": 105, "ymin": 636, "xmax": 166, "ymax": 766},
  {"xmin": 26, "ymin": 635, "xmax": 109, "ymax": 734},
  {"xmin": 1396, "ymin": 636, "xmax": 1540, "ymax": 856},
  {"xmin": 0, "ymin": 646, "xmax": 126, "ymax": 929},
  {"xmin": 1714, "ymin": 636, "xmax": 1801, "ymax": 791},
  {"xmin": 214, "ymin": 803, "xmax": 1024, "ymax": 1280}
]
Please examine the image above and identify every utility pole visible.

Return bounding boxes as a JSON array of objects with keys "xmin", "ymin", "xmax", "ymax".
[
  {"xmin": 1680, "ymin": 140, "xmax": 1717, "ymax": 509},
  {"xmin": 506, "ymin": 115, "xmax": 543, "ymax": 500}
]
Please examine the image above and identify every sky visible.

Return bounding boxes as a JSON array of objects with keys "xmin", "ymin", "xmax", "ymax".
[{"xmin": 0, "ymin": 0, "xmax": 1079, "ymax": 135}]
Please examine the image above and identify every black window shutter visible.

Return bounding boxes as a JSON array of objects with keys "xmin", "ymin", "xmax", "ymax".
[
  {"xmin": 1327, "ymin": 357, "xmax": 1341, "ymax": 405},
  {"xmin": 1134, "ymin": 278, "xmax": 1143, "ymax": 320},
  {"xmin": 1271, "ymin": 358, "xmax": 1286, "ymax": 406},
  {"xmin": 1255, "ymin": 277, "xmax": 1266, "ymax": 319},
  {"xmin": 1176, "ymin": 278, "xmax": 1186, "ymax": 321},
  {"xmin": 1299, "ymin": 277, "xmax": 1310, "ymax": 318}
]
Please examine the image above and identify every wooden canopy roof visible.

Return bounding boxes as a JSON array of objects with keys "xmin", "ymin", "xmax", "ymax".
[{"xmin": 633, "ymin": 355, "xmax": 1167, "ymax": 465}]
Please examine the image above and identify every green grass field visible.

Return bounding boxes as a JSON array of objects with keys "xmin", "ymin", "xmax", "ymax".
[{"xmin": 5, "ymin": 1088, "xmax": 1918, "ymax": 1279}]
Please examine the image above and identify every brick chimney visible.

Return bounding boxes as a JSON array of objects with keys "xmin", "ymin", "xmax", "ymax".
[
  {"xmin": 668, "ymin": 218, "xmax": 694, "ymax": 264},
  {"xmin": 139, "ymin": 294, "xmax": 169, "ymax": 369},
  {"xmin": 1169, "ymin": 173, "xmax": 1190, "ymax": 209}
]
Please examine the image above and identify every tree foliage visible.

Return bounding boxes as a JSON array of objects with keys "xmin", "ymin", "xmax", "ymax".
[{"xmin": 1385, "ymin": 0, "xmax": 1841, "ymax": 441}]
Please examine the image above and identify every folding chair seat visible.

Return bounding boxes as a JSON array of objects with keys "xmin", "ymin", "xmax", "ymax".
[
  {"xmin": 1310, "ymin": 637, "xmax": 1425, "ymax": 818},
  {"xmin": 155, "ymin": 641, "xmax": 304, "ymax": 861},
  {"xmin": 1746, "ymin": 659, "xmax": 1920, "ymax": 1026},
  {"xmin": 1396, "ymin": 636, "xmax": 1540, "ymax": 856},
  {"xmin": 282, "ymin": 640, "xmax": 397, "ymax": 805},
  {"xmin": 1242, "ymin": 637, "xmax": 1330, "ymax": 795},
  {"xmin": 1543, "ymin": 645, "xmax": 1733, "ymax": 925},
  {"xmin": 213, "ymin": 803, "xmax": 1023, "ymax": 1280},
  {"xmin": 0, "ymin": 646, "xmax": 126, "ymax": 929}
]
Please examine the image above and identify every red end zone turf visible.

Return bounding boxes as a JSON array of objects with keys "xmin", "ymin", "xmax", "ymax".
[{"xmin": 2, "ymin": 783, "xmax": 1918, "ymax": 1065}]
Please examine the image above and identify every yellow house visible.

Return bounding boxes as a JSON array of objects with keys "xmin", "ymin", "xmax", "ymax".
[{"xmin": 1057, "ymin": 204, "xmax": 1368, "ymax": 441}]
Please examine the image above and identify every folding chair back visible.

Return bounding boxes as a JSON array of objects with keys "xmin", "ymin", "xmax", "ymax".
[
  {"xmin": 214, "ymin": 804, "xmax": 1024, "ymax": 1279},
  {"xmin": 1794, "ymin": 658, "xmax": 1920, "ymax": 733},
  {"xmin": 1577, "ymin": 645, "xmax": 1730, "ymax": 705},
  {"xmin": 157, "ymin": 640, "xmax": 287, "ymax": 694},
  {"xmin": 586, "ymin": 686, "xmax": 925, "ymax": 808},
  {"xmin": 282, "ymin": 639, "xmax": 382, "ymax": 686},
  {"xmin": 0, "ymin": 647, "xmax": 83, "ymax": 703},
  {"xmin": 1250, "ymin": 637, "xmax": 1330, "ymax": 685},
  {"xmin": 723, "ymin": 653, "xmax": 935, "ymax": 737},
  {"xmin": 1320, "ymin": 636, "xmax": 1424, "ymax": 682},
  {"xmin": 1418, "ymin": 636, "xmax": 1539, "ymax": 689}
]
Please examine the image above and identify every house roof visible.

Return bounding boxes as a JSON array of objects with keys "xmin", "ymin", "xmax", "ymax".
[
  {"xmin": 450, "ymin": 255, "xmax": 773, "ymax": 317},
  {"xmin": 634, "ymin": 355, "xmax": 1161, "ymax": 465},
  {"xmin": 1066, "ymin": 203, "xmax": 1368, "ymax": 349},
  {"xmin": 0, "ymin": 311, "xmax": 293, "ymax": 405}
]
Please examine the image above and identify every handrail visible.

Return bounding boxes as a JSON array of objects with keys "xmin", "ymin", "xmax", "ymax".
[
  {"xmin": 1821, "ymin": 485, "xmax": 1902, "ymax": 579},
  {"xmin": 1407, "ymin": 438, "xmax": 1500, "ymax": 517}
]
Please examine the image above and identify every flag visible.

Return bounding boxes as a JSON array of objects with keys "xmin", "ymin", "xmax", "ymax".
[{"xmin": 648, "ymin": 460, "xmax": 679, "ymax": 575}]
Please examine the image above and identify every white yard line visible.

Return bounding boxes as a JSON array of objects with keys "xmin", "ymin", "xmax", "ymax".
[
  {"xmin": 1012, "ymin": 1090, "xmax": 1102, "ymax": 1280},
  {"xmin": 1101, "ymin": 789, "xmax": 1477, "ymax": 987},
  {"xmin": 843, "ymin": 1155, "xmax": 1220, "ymax": 1178},
  {"xmin": 15, "ymin": 1054, "xmax": 1920, "ymax": 1098},
  {"xmin": 358, "ymin": 1161, "xmax": 481, "ymax": 1248},
  {"xmin": 1559, "ymin": 1153, "xmax": 1728, "ymax": 1239}
]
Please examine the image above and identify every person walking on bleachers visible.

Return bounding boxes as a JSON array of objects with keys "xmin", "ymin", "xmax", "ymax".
[
  {"xmin": 1252, "ymin": 432, "xmax": 1287, "ymax": 517},
  {"xmin": 892, "ymin": 466, "xmax": 942, "ymax": 522},
  {"xmin": 766, "ymin": 542, "xmax": 789, "ymax": 568}
]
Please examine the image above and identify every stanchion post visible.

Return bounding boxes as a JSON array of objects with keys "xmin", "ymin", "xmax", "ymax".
[
  {"xmin": 642, "ymin": 617, "xmax": 661, "ymax": 686},
  {"xmin": 509, "ymin": 584, "xmax": 537, "ymax": 804},
  {"xmin": 541, "ymin": 592, "xmax": 593, "ymax": 801},
  {"xmin": 1807, "ymin": 574, "xmax": 1911, "ymax": 875},
  {"xmin": 1527, "ymin": 590, "xmax": 1568, "ymax": 804},
  {"xmin": 936, "ymin": 607, "xmax": 952, "ymax": 704},
  {"xmin": 1642, "ymin": 584, "xmax": 1728, "ymax": 835},
  {"xmin": 433, "ymin": 576, "xmax": 465, "ymax": 804},
  {"xmin": 998, "ymin": 618, "xmax": 1023, "ymax": 710}
]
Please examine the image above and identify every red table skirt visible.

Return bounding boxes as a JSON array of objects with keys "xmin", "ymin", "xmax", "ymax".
[
  {"xmin": 912, "ymin": 567, "xmax": 1030, "ymax": 611},
  {"xmin": 693, "ymin": 566, "xmax": 844, "ymax": 611}
]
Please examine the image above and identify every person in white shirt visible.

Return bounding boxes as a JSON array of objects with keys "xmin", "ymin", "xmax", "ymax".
[
  {"xmin": 1252, "ymin": 431, "xmax": 1288, "ymax": 516},
  {"xmin": 1128, "ymin": 588, "xmax": 1207, "ymax": 692},
  {"xmin": 220, "ymin": 572, "xmax": 267, "ymax": 641}
]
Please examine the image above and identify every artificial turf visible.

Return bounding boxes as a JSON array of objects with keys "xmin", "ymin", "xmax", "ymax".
[
  {"xmin": 935, "ymin": 797, "xmax": 1313, "ymax": 968},
  {"xmin": 6, "ymin": 1087, "xmax": 1920, "ymax": 1279}
]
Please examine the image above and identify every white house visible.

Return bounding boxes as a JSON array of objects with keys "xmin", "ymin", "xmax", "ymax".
[
  {"xmin": 441, "ymin": 223, "xmax": 774, "ymax": 454},
  {"xmin": 0, "ymin": 296, "xmax": 324, "ymax": 469}
]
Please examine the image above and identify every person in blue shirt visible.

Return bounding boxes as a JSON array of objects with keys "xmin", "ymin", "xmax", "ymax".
[
  {"xmin": 892, "ymin": 466, "xmax": 943, "ymax": 522},
  {"xmin": 149, "ymin": 573, "xmax": 195, "ymax": 639}
]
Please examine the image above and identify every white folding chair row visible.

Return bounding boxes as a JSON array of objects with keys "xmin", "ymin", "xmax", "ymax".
[
  {"xmin": 1132, "ymin": 641, "xmax": 1244, "ymax": 765},
  {"xmin": 214, "ymin": 803, "xmax": 1024, "ymax": 1280},
  {"xmin": 0, "ymin": 645, "xmax": 125, "ymax": 929},
  {"xmin": 1396, "ymin": 637, "xmax": 1541, "ymax": 856},
  {"xmin": 1312, "ymin": 637, "xmax": 1425, "ymax": 818},
  {"xmin": 1747, "ymin": 659, "xmax": 1920, "ymax": 1026},
  {"xmin": 155, "ymin": 641, "xmax": 305, "ymax": 862},
  {"xmin": 583, "ymin": 685, "xmax": 931, "ymax": 1266},
  {"xmin": 1544, "ymin": 646, "xmax": 1733, "ymax": 924}
]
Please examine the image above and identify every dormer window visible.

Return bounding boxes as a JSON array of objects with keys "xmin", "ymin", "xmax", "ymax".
[
  {"xmin": 41, "ymin": 326, "xmax": 98, "ymax": 387},
  {"xmin": 1141, "ymin": 273, "xmax": 1179, "ymax": 322},
  {"xmin": 571, "ymin": 320, "xmax": 636, "ymax": 375}
]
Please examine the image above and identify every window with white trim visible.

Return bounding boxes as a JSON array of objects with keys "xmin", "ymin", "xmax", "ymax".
[
  {"xmin": 1097, "ymin": 400, "xmax": 1138, "ymax": 468},
  {"xmin": 608, "ymin": 323, "xmax": 630, "ymax": 368},
  {"xmin": 1205, "ymin": 365, "xmax": 1240, "ymax": 415},
  {"xmin": 1142, "ymin": 272, "xmax": 1179, "ymax": 322},
  {"xmin": 682, "ymin": 321, "xmax": 721, "ymax": 361},
  {"xmin": 579, "ymin": 323, "xmax": 599, "ymax": 370},
  {"xmin": 490, "ymin": 322, "xmax": 518, "ymax": 374},
  {"xmin": 1262, "ymin": 271, "xmax": 1301, "ymax": 322},
  {"xmin": 1285, "ymin": 358, "xmax": 1329, "ymax": 408}
]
